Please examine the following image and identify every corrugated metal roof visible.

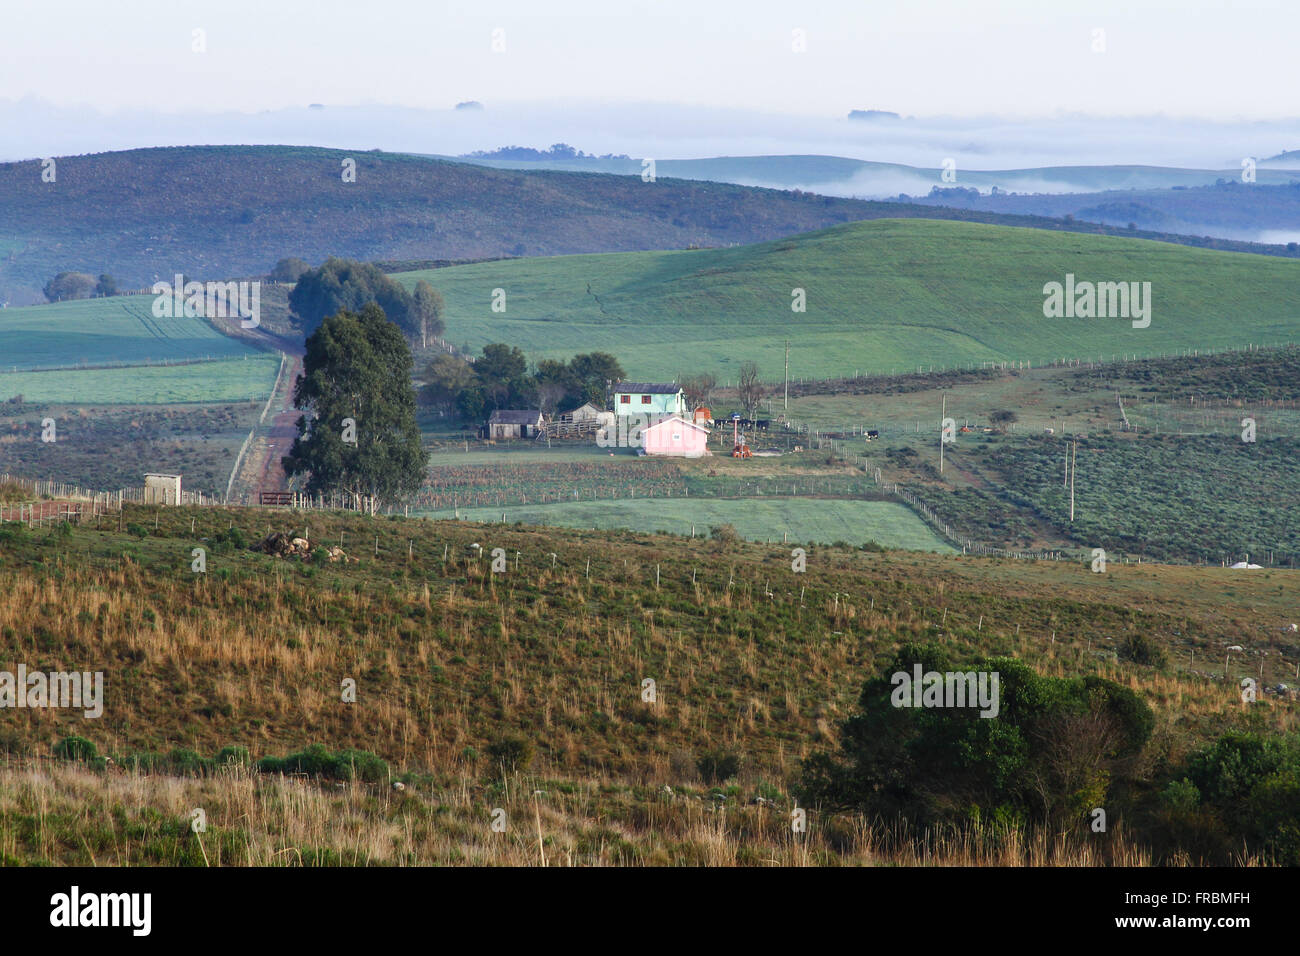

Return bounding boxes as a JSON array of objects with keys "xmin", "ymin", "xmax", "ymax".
[
  {"xmin": 488, "ymin": 409, "xmax": 544, "ymax": 424},
  {"xmin": 614, "ymin": 383, "xmax": 681, "ymax": 394}
]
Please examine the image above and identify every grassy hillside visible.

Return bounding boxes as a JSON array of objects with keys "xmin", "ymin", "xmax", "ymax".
[
  {"xmin": 0, "ymin": 354, "xmax": 280, "ymax": 405},
  {"xmin": 399, "ymin": 219, "xmax": 1300, "ymax": 380},
  {"xmin": 6, "ymin": 146, "xmax": 1295, "ymax": 307},
  {"xmin": 0, "ymin": 505, "xmax": 1296, "ymax": 865},
  {"xmin": 0, "ymin": 296, "xmax": 264, "ymax": 370}
]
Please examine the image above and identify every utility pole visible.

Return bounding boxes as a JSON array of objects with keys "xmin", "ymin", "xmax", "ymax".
[
  {"xmin": 940, "ymin": 392, "xmax": 946, "ymax": 475},
  {"xmin": 783, "ymin": 339, "xmax": 789, "ymax": 411}
]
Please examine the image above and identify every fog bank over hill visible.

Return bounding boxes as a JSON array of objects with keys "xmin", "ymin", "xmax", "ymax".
[{"xmin": 3, "ymin": 96, "xmax": 1298, "ymax": 175}]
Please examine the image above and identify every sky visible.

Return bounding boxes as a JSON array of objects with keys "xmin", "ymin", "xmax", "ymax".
[
  {"xmin": 2, "ymin": 0, "xmax": 1296, "ymax": 119},
  {"xmin": 1, "ymin": 0, "xmax": 1297, "ymax": 167}
]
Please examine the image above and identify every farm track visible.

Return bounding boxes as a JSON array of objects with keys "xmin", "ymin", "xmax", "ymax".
[{"xmin": 209, "ymin": 316, "xmax": 304, "ymax": 504}]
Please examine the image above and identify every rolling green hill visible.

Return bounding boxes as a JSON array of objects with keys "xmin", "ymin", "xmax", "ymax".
[
  {"xmin": 5, "ymin": 146, "xmax": 1296, "ymax": 308},
  {"xmin": 0, "ymin": 295, "xmax": 264, "ymax": 370},
  {"xmin": 0, "ymin": 294, "xmax": 280, "ymax": 405},
  {"xmin": 398, "ymin": 218, "xmax": 1300, "ymax": 380}
]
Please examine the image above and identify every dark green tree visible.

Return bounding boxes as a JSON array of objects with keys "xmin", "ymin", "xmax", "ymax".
[
  {"xmin": 799, "ymin": 643, "xmax": 1153, "ymax": 832},
  {"xmin": 288, "ymin": 257, "xmax": 414, "ymax": 339},
  {"xmin": 43, "ymin": 271, "xmax": 97, "ymax": 302},
  {"xmin": 281, "ymin": 303, "xmax": 427, "ymax": 508},
  {"xmin": 420, "ymin": 353, "xmax": 475, "ymax": 412},
  {"xmin": 568, "ymin": 352, "xmax": 624, "ymax": 406}
]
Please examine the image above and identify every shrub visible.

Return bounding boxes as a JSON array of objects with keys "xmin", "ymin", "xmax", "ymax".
[
  {"xmin": 54, "ymin": 735, "xmax": 98, "ymax": 762},
  {"xmin": 1118, "ymin": 633, "xmax": 1168, "ymax": 668},
  {"xmin": 214, "ymin": 745, "xmax": 250, "ymax": 767},
  {"xmin": 334, "ymin": 748, "xmax": 389, "ymax": 783},
  {"xmin": 798, "ymin": 643, "xmax": 1154, "ymax": 831},
  {"xmin": 168, "ymin": 748, "xmax": 211, "ymax": 775},
  {"xmin": 255, "ymin": 744, "xmax": 389, "ymax": 782},
  {"xmin": 486, "ymin": 736, "xmax": 534, "ymax": 771},
  {"xmin": 697, "ymin": 749, "xmax": 741, "ymax": 784},
  {"xmin": 0, "ymin": 522, "xmax": 29, "ymax": 546},
  {"xmin": 709, "ymin": 524, "xmax": 740, "ymax": 546}
]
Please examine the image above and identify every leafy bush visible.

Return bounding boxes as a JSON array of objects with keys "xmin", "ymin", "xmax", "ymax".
[
  {"xmin": 697, "ymin": 749, "xmax": 741, "ymax": 784},
  {"xmin": 54, "ymin": 735, "xmax": 98, "ymax": 762},
  {"xmin": 1153, "ymin": 732, "xmax": 1300, "ymax": 864},
  {"xmin": 214, "ymin": 745, "xmax": 250, "ymax": 767},
  {"xmin": 168, "ymin": 748, "xmax": 211, "ymax": 775},
  {"xmin": 1118, "ymin": 633, "xmax": 1169, "ymax": 668},
  {"xmin": 0, "ymin": 522, "xmax": 30, "ymax": 546},
  {"xmin": 709, "ymin": 524, "xmax": 740, "ymax": 546},
  {"xmin": 799, "ymin": 643, "xmax": 1154, "ymax": 832},
  {"xmin": 256, "ymin": 744, "xmax": 389, "ymax": 782},
  {"xmin": 486, "ymin": 736, "xmax": 534, "ymax": 771}
]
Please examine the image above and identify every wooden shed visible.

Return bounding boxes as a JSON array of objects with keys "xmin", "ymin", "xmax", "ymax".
[{"xmin": 488, "ymin": 409, "xmax": 544, "ymax": 439}]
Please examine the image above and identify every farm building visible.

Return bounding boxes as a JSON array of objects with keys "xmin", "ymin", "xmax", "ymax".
[
  {"xmin": 613, "ymin": 382, "xmax": 686, "ymax": 418},
  {"xmin": 565, "ymin": 402, "xmax": 613, "ymax": 426},
  {"xmin": 693, "ymin": 406, "xmax": 712, "ymax": 426},
  {"xmin": 143, "ymin": 473, "xmax": 182, "ymax": 505},
  {"xmin": 488, "ymin": 409, "xmax": 545, "ymax": 439},
  {"xmin": 642, "ymin": 416, "xmax": 710, "ymax": 458}
]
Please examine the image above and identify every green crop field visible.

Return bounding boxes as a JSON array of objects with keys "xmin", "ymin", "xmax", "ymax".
[
  {"xmin": 397, "ymin": 219, "xmax": 1300, "ymax": 380},
  {"xmin": 0, "ymin": 295, "xmax": 265, "ymax": 370},
  {"xmin": 425, "ymin": 496, "xmax": 955, "ymax": 551},
  {"xmin": 0, "ymin": 354, "xmax": 280, "ymax": 404}
]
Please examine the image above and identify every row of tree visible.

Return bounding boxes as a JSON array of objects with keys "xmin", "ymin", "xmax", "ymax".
[
  {"xmin": 43, "ymin": 272, "xmax": 117, "ymax": 301},
  {"xmin": 422, "ymin": 346, "xmax": 625, "ymax": 420}
]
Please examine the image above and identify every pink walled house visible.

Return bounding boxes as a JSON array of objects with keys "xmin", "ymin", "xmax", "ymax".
[{"xmin": 642, "ymin": 416, "xmax": 710, "ymax": 458}]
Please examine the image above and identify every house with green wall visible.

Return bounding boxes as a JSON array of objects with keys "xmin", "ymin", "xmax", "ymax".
[{"xmin": 612, "ymin": 382, "xmax": 686, "ymax": 417}]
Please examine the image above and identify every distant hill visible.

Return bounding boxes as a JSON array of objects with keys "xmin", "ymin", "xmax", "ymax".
[
  {"xmin": 4, "ymin": 145, "xmax": 1297, "ymax": 307},
  {"xmin": 449, "ymin": 152, "xmax": 1300, "ymax": 195},
  {"xmin": 909, "ymin": 181, "xmax": 1300, "ymax": 245},
  {"xmin": 394, "ymin": 218, "xmax": 1300, "ymax": 380},
  {"xmin": 0, "ymin": 145, "xmax": 930, "ymax": 305}
]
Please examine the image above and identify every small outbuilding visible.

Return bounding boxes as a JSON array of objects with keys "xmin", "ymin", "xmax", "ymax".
[
  {"xmin": 143, "ymin": 473, "xmax": 182, "ymax": 505},
  {"xmin": 642, "ymin": 416, "xmax": 710, "ymax": 458},
  {"xmin": 488, "ymin": 409, "xmax": 545, "ymax": 439}
]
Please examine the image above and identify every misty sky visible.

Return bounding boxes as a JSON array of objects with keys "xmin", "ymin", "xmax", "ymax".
[{"xmin": 2, "ymin": 0, "xmax": 1296, "ymax": 119}]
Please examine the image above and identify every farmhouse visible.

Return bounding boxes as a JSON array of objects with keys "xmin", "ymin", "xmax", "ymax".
[
  {"xmin": 143, "ymin": 473, "xmax": 181, "ymax": 505},
  {"xmin": 488, "ymin": 409, "xmax": 544, "ymax": 439},
  {"xmin": 642, "ymin": 416, "xmax": 710, "ymax": 458},
  {"xmin": 613, "ymin": 382, "xmax": 686, "ymax": 418}
]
